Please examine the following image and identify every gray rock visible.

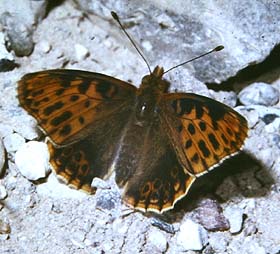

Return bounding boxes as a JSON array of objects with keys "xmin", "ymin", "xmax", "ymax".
[
  {"xmin": 193, "ymin": 199, "xmax": 229, "ymax": 231},
  {"xmin": 15, "ymin": 141, "xmax": 50, "ymax": 181},
  {"xmin": 176, "ymin": 219, "xmax": 208, "ymax": 251},
  {"xmin": 74, "ymin": 0, "xmax": 280, "ymax": 84},
  {"xmin": 0, "ymin": 0, "xmax": 48, "ymax": 56},
  {"xmin": 238, "ymin": 82, "xmax": 279, "ymax": 106},
  {"xmin": 0, "ymin": 12, "xmax": 34, "ymax": 56},
  {"xmin": 3, "ymin": 133, "xmax": 25, "ymax": 153}
]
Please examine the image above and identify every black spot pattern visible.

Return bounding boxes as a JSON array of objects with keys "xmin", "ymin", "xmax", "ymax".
[
  {"xmin": 191, "ymin": 153, "xmax": 199, "ymax": 163},
  {"xmin": 208, "ymin": 133, "xmax": 220, "ymax": 150},
  {"xmin": 50, "ymin": 111, "xmax": 73, "ymax": 126},
  {"xmin": 70, "ymin": 95, "xmax": 80, "ymax": 102},
  {"xmin": 78, "ymin": 80, "xmax": 91, "ymax": 94},
  {"xmin": 185, "ymin": 139, "xmax": 192, "ymax": 149},
  {"xmin": 188, "ymin": 123, "xmax": 195, "ymax": 135},
  {"xmin": 199, "ymin": 121, "xmax": 206, "ymax": 131},
  {"xmin": 44, "ymin": 102, "xmax": 64, "ymax": 116},
  {"xmin": 198, "ymin": 140, "xmax": 210, "ymax": 158},
  {"xmin": 59, "ymin": 124, "xmax": 72, "ymax": 136}
]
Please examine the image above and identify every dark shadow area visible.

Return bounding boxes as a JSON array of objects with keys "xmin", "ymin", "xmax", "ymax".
[
  {"xmin": 206, "ymin": 43, "xmax": 280, "ymax": 92},
  {"xmin": 150, "ymin": 151, "xmax": 274, "ymax": 225},
  {"xmin": 46, "ymin": 0, "xmax": 66, "ymax": 16}
]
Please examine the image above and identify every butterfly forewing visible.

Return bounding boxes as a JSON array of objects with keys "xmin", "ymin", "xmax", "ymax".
[
  {"xmin": 159, "ymin": 93, "xmax": 248, "ymax": 176},
  {"xmin": 18, "ymin": 70, "xmax": 136, "ymax": 146}
]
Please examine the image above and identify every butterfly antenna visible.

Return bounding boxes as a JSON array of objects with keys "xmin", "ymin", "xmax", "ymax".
[
  {"xmin": 111, "ymin": 11, "xmax": 152, "ymax": 74},
  {"xmin": 163, "ymin": 45, "xmax": 224, "ymax": 74}
]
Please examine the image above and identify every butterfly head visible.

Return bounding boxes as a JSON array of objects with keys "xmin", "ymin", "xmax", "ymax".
[{"xmin": 139, "ymin": 66, "xmax": 169, "ymax": 94}]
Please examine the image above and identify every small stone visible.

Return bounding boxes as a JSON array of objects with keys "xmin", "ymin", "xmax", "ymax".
[
  {"xmin": 96, "ymin": 190, "xmax": 120, "ymax": 211},
  {"xmin": 91, "ymin": 177, "xmax": 110, "ymax": 189},
  {"xmin": 75, "ymin": 43, "xmax": 89, "ymax": 61},
  {"xmin": 0, "ymin": 139, "xmax": 5, "ymax": 175},
  {"xmin": 1, "ymin": 12, "xmax": 34, "ymax": 56},
  {"xmin": 193, "ymin": 199, "xmax": 229, "ymax": 231},
  {"xmin": 176, "ymin": 219, "xmax": 208, "ymax": 251},
  {"xmin": 224, "ymin": 206, "xmax": 244, "ymax": 234},
  {"xmin": 238, "ymin": 82, "xmax": 279, "ymax": 106},
  {"xmin": 0, "ymin": 185, "xmax": 7, "ymax": 200},
  {"xmin": 147, "ymin": 229, "xmax": 168, "ymax": 252},
  {"xmin": 37, "ymin": 40, "xmax": 52, "ymax": 53},
  {"xmin": 151, "ymin": 218, "xmax": 175, "ymax": 234},
  {"xmin": 0, "ymin": 219, "xmax": 11, "ymax": 234},
  {"xmin": 3, "ymin": 133, "xmax": 25, "ymax": 153},
  {"xmin": 15, "ymin": 141, "xmax": 50, "ymax": 181},
  {"xmin": 142, "ymin": 40, "xmax": 153, "ymax": 51}
]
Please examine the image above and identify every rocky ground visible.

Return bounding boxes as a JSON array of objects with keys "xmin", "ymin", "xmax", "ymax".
[{"xmin": 0, "ymin": 1, "xmax": 280, "ymax": 253}]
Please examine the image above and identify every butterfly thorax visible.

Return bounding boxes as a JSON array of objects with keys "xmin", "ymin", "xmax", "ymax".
[{"xmin": 135, "ymin": 66, "xmax": 169, "ymax": 122}]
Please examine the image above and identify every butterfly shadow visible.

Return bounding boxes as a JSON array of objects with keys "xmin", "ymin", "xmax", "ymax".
[{"xmin": 151, "ymin": 151, "xmax": 274, "ymax": 223}]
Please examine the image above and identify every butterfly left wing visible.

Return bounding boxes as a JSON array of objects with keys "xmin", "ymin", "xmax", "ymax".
[
  {"xmin": 159, "ymin": 93, "xmax": 248, "ymax": 176},
  {"xmin": 18, "ymin": 69, "xmax": 136, "ymax": 146}
]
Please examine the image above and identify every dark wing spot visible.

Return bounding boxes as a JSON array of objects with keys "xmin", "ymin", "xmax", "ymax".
[
  {"xmin": 208, "ymin": 133, "xmax": 220, "ymax": 150},
  {"xmin": 221, "ymin": 133, "xmax": 229, "ymax": 144},
  {"xmin": 79, "ymin": 116, "xmax": 85, "ymax": 124},
  {"xmin": 198, "ymin": 140, "xmax": 210, "ymax": 158},
  {"xmin": 96, "ymin": 81, "xmax": 118, "ymax": 99},
  {"xmin": 185, "ymin": 139, "xmax": 192, "ymax": 149},
  {"xmin": 199, "ymin": 121, "xmax": 206, "ymax": 131},
  {"xmin": 78, "ymin": 80, "xmax": 91, "ymax": 94},
  {"xmin": 59, "ymin": 124, "xmax": 72, "ymax": 136},
  {"xmin": 56, "ymin": 88, "xmax": 65, "ymax": 96},
  {"xmin": 43, "ymin": 102, "xmax": 64, "ymax": 116},
  {"xmin": 226, "ymin": 127, "xmax": 233, "ymax": 136},
  {"xmin": 70, "ymin": 95, "xmax": 80, "ymax": 102},
  {"xmin": 191, "ymin": 153, "xmax": 199, "ymax": 163},
  {"xmin": 60, "ymin": 79, "xmax": 71, "ymax": 88},
  {"xmin": 196, "ymin": 105, "xmax": 203, "ymax": 119},
  {"xmin": 50, "ymin": 111, "xmax": 73, "ymax": 126},
  {"xmin": 31, "ymin": 89, "xmax": 44, "ymax": 97},
  {"xmin": 188, "ymin": 123, "xmax": 196, "ymax": 135},
  {"xmin": 84, "ymin": 100, "xmax": 90, "ymax": 108}
]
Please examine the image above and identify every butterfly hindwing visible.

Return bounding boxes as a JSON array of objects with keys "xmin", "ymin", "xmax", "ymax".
[
  {"xmin": 18, "ymin": 69, "xmax": 136, "ymax": 146},
  {"xmin": 159, "ymin": 93, "xmax": 248, "ymax": 176}
]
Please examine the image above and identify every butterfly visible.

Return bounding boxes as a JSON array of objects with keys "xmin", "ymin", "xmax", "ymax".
[{"xmin": 17, "ymin": 64, "xmax": 248, "ymax": 213}]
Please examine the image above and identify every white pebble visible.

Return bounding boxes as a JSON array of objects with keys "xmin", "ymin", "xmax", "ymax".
[
  {"xmin": 75, "ymin": 43, "xmax": 89, "ymax": 61},
  {"xmin": 3, "ymin": 133, "xmax": 25, "ymax": 153},
  {"xmin": 15, "ymin": 141, "xmax": 50, "ymax": 181},
  {"xmin": 147, "ymin": 229, "xmax": 168, "ymax": 252},
  {"xmin": 0, "ymin": 185, "xmax": 7, "ymax": 200},
  {"xmin": 238, "ymin": 82, "xmax": 279, "ymax": 106},
  {"xmin": 91, "ymin": 177, "xmax": 110, "ymax": 189},
  {"xmin": 37, "ymin": 40, "xmax": 52, "ymax": 53},
  {"xmin": 176, "ymin": 219, "xmax": 208, "ymax": 251},
  {"xmin": 224, "ymin": 206, "xmax": 244, "ymax": 234}
]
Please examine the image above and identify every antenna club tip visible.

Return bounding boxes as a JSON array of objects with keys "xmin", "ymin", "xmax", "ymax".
[
  {"xmin": 111, "ymin": 11, "xmax": 119, "ymax": 20},
  {"xmin": 214, "ymin": 45, "xmax": 224, "ymax": 51}
]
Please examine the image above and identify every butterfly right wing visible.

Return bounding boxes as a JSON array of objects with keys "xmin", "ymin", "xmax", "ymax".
[
  {"xmin": 18, "ymin": 69, "xmax": 136, "ymax": 146},
  {"xmin": 159, "ymin": 93, "xmax": 248, "ymax": 176}
]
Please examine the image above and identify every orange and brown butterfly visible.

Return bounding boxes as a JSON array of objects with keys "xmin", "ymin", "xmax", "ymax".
[{"xmin": 17, "ymin": 12, "xmax": 248, "ymax": 213}]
